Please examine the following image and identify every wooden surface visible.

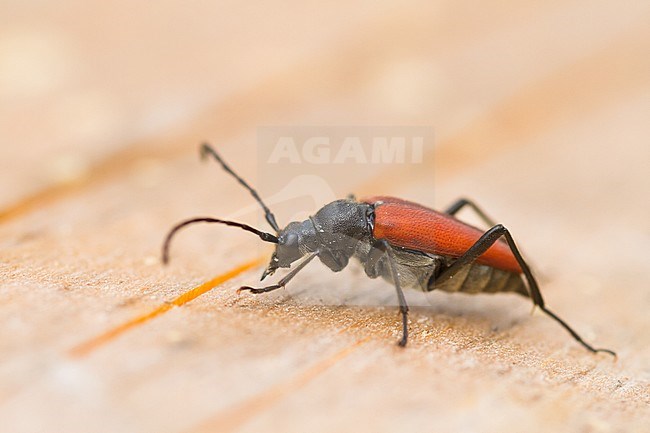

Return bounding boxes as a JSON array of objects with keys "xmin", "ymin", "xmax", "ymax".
[{"xmin": 1, "ymin": 2, "xmax": 649, "ymax": 432}]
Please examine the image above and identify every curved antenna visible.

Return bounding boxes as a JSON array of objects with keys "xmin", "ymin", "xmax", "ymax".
[
  {"xmin": 200, "ymin": 143, "xmax": 280, "ymax": 233},
  {"xmin": 162, "ymin": 217, "xmax": 278, "ymax": 264}
]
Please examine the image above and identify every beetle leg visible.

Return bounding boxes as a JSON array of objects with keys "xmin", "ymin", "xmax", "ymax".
[
  {"xmin": 238, "ymin": 251, "xmax": 318, "ymax": 294},
  {"xmin": 444, "ymin": 198, "xmax": 497, "ymax": 227},
  {"xmin": 444, "ymin": 198, "xmax": 544, "ymax": 280},
  {"xmin": 435, "ymin": 224, "xmax": 616, "ymax": 356},
  {"xmin": 376, "ymin": 240, "xmax": 409, "ymax": 347}
]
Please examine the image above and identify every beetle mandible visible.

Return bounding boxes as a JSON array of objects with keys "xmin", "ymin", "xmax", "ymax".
[{"xmin": 162, "ymin": 144, "xmax": 615, "ymax": 356}]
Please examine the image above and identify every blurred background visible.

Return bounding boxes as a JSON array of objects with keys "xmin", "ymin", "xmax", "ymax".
[
  {"xmin": 1, "ymin": 1, "xmax": 649, "ymax": 433},
  {"xmin": 3, "ymin": 1, "xmax": 648, "ymax": 209}
]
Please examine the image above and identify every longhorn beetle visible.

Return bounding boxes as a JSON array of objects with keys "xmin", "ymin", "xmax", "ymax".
[{"xmin": 162, "ymin": 143, "xmax": 615, "ymax": 356}]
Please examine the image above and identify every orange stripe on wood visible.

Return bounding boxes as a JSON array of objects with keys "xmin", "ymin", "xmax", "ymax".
[{"xmin": 68, "ymin": 257, "xmax": 265, "ymax": 358}]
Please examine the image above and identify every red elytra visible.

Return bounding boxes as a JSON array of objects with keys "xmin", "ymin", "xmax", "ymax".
[{"xmin": 363, "ymin": 196, "xmax": 522, "ymax": 274}]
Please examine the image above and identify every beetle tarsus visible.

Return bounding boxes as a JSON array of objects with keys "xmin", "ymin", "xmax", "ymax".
[
  {"xmin": 539, "ymin": 305, "xmax": 617, "ymax": 357},
  {"xmin": 238, "ymin": 284, "xmax": 282, "ymax": 294},
  {"xmin": 397, "ymin": 310, "xmax": 409, "ymax": 347}
]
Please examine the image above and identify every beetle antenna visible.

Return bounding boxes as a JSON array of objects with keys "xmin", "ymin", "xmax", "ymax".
[
  {"xmin": 200, "ymin": 143, "xmax": 280, "ymax": 233},
  {"xmin": 162, "ymin": 217, "xmax": 279, "ymax": 265}
]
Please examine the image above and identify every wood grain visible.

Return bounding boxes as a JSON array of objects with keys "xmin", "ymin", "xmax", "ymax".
[{"xmin": 1, "ymin": 1, "xmax": 649, "ymax": 433}]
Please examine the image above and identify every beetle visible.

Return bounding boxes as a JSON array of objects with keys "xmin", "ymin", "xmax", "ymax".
[{"xmin": 162, "ymin": 143, "xmax": 615, "ymax": 356}]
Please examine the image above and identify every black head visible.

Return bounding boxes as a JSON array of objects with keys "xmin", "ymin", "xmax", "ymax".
[
  {"xmin": 262, "ymin": 199, "xmax": 373, "ymax": 278},
  {"xmin": 261, "ymin": 220, "xmax": 316, "ymax": 279}
]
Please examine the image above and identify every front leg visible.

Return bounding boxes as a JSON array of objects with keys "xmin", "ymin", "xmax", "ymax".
[{"xmin": 238, "ymin": 251, "xmax": 318, "ymax": 294}]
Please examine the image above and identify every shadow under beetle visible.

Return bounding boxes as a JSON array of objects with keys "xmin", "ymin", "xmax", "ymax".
[{"xmin": 163, "ymin": 144, "xmax": 615, "ymax": 356}]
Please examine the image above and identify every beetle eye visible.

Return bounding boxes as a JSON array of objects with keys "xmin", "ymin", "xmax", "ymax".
[
  {"xmin": 274, "ymin": 231, "xmax": 303, "ymax": 268},
  {"xmin": 283, "ymin": 232, "xmax": 299, "ymax": 248}
]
